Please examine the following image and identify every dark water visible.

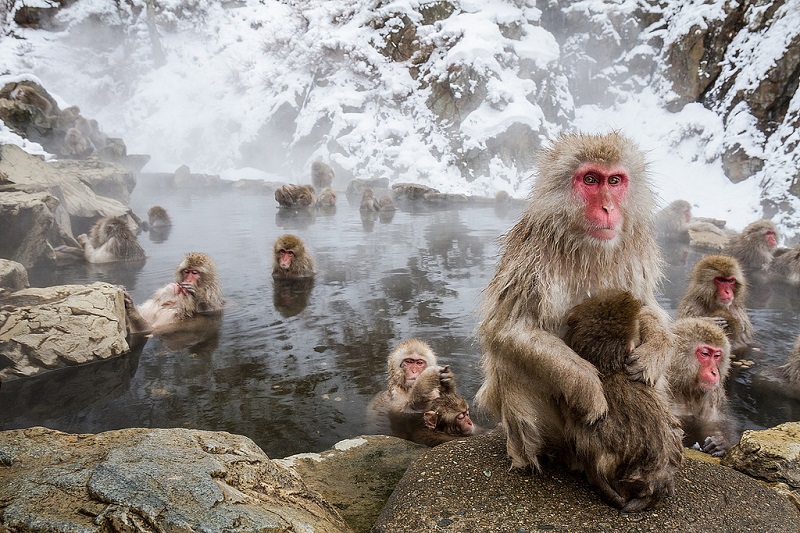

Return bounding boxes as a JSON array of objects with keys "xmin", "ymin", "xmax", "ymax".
[{"xmin": 2, "ymin": 183, "xmax": 799, "ymax": 458}]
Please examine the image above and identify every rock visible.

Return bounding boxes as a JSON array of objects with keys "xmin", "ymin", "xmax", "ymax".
[
  {"xmin": 0, "ymin": 189, "xmax": 57, "ymax": 268},
  {"xmin": 0, "ymin": 427, "xmax": 351, "ymax": 532},
  {"xmin": 373, "ymin": 430, "xmax": 800, "ymax": 531},
  {"xmin": 0, "ymin": 282, "xmax": 130, "ymax": 379},
  {"xmin": 49, "ymin": 158, "xmax": 136, "ymax": 204},
  {"xmin": 277, "ymin": 435, "xmax": 425, "ymax": 533},
  {"xmin": 174, "ymin": 164, "xmax": 225, "ymax": 188},
  {"xmin": 0, "ymin": 259, "xmax": 29, "ymax": 290},
  {"xmin": 391, "ymin": 182, "xmax": 439, "ymax": 201},
  {"xmin": 688, "ymin": 221, "xmax": 733, "ymax": 250},
  {"xmin": 345, "ymin": 178, "xmax": 391, "ymax": 201},
  {"xmin": 722, "ymin": 422, "xmax": 800, "ymax": 488}
]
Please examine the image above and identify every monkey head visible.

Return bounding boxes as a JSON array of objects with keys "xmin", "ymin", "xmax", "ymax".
[
  {"xmin": 175, "ymin": 252, "xmax": 217, "ymax": 290},
  {"xmin": 274, "ymin": 234, "xmax": 305, "ymax": 271},
  {"xmin": 424, "ymin": 393, "xmax": 474, "ymax": 436},
  {"xmin": 563, "ymin": 290, "xmax": 642, "ymax": 372},
  {"xmin": 535, "ymin": 131, "xmax": 651, "ymax": 245},
  {"xmin": 692, "ymin": 255, "xmax": 746, "ymax": 309},
  {"xmin": 672, "ymin": 318, "xmax": 731, "ymax": 393},
  {"xmin": 747, "ymin": 220, "xmax": 778, "ymax": 250},
  {"xmin": 388, "ymin": 339, "xmax": 438, "ymax": 390}
]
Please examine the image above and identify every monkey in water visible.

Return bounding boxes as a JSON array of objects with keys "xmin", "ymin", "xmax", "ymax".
[
  {"xmin": 563, "ymin": 290, "xmax": 684, "ymax": 512},
  {"xmin": 272, "ymin": 234, "xmax": 315, "ymax": 279},
  {"xmin": 77, "ymin": 216, "xmax": 146, "ymax": 263}
]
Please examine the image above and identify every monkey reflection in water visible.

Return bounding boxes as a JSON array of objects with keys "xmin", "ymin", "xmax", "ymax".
[
  {"xmin": 125, "ymin": 252, "xmax": 225, "ymax": 350},
  {"xmin": 368, "ymin": 339, "xmax": 481, "ymax": 447}
]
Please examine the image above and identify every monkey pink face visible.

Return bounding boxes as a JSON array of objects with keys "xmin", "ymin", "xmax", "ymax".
[
  {"xmin": 181, "ymin": 268, "xmax": 201, "ymax": 285},
  {"xmin": 401, "ymin": 357, "xmax": 427, "ymax": 382},
  {"xmin": 764, "ymin": 229, "xmax": 777, "ymax": 249},
  {"xmin": 572, "ymin": 163, "xmax": 628, "ymax": 241},
  {"xmin": 683, "ymin": 207, "xmax": 691, "ymax": 223},
  {"xmin": 714, "ymin": 276, "xmax": 735, "ymax": 306},
  {"xmin": 457, "ymin": 410, "xmax": 474, "ymax": 434},
  {"xmin": 278, "ymin": 249, "xmax": 294, "ymax": 270},
  {"xmin": 695, "ymin": 343, "xmax": 723, "ymax": 391}
]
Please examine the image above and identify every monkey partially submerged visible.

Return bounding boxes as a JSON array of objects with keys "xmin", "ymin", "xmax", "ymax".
[{"xmin": 563, "ymin": 290, "xmax": 684, "ymax": 512}]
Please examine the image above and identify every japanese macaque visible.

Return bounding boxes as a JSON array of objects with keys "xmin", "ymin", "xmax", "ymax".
[
  {"xmin": 6, "ymin": 82, "xmax": 55, "ymax": 116},
  {"xmin": 676, "ymin": 255, "xmax": 753, "ymax": 352},
  {"xmin": 311, "ymin": 160, "xmax": 334, "ymax": 189},
  {"xmin": 360, "ymin": 188, "xmax": 395, "ymax": 212},
  {"xmin": 476, "ymin": 131, "xmax": 674, "ymax": 474},
  {"xmin": 563, "ymin": 290, "xmax": 683, "ymax": 512},
  {"xmin": 654, "ymin": 199, "xmax": 692, "ymax": 242},
  {"xmin": 723, "ymin": 220, "xmax": 778, "ymax": 273},
  {"xmin": 275, "ymin": 184, "xmax": 315, "ymax": 209},
  {"xmin": 315, "ymin": 187, "xmax": 337, "ymax": 208},
  {"xmin": 779, "ymin": 335, "xmax": 800, "ymax": 398},
  {"xmin": 394, "ymin": 388, "xmax": 478, "ymax": 447},
  {"xmin": 125, "ymin": 252, "xmax": 225, "ymax": 334},
  {"xmin": 670, "ymin": 318, "xmax": 735, "ymax": 457},
  {"xmin": 273, "ymin": 277, "xmax": 314, "ymax": 317},
  {"xmin": 147, "ymin": 206, "xmax": 172, "ymax": 228},
  {"xmin": 60, "ymin": 127, "xmax": 94, "ymax": 159},
  {"xmin": 272, "ymin": 234, "xmax": 315, "ymax": 279},
  {"xmin": 77, "ymin": 216, "xmax": 146, "ymax": 263},
  {"xmin": 769, "ymin": 243, "xmax": 800, "ymax": 285}
]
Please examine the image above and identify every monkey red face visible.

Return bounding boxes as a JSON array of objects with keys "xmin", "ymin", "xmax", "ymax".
[
  {"xmin": 695, "ymin": 343, "xmax": 723, "ymax": 391},
  {"xmin": 683, "ymin": 207, "xmax": 691, "ymax": 223},
  {"xmin": 572, "ymin": 163, "xmax": 628, "ymax": 241},
  {"xmin": 401, "ymin": 357, "xmax": 427, "ymax": 382},
  {"xmin": 457, "ymin": 410, "xmax": 474, "ymax": 434},
  {"xmin": 278, "ymin": 249, "xmax": 295, "ymax": 270},
  {"xmin": 181, "ymin": 268, "xmax": 201, "ymax": 285},
  {"xmin": 764, "ymin": 229, "xmax": 777, "ymax": 249},
  {"xmin": 713, "ymin": 276, "xmax": 735, "ymax": 306}
]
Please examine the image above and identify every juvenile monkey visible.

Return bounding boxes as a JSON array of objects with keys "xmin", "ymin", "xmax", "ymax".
[
  {"xmin": 77, "ymin": 216, "xmax": 146, "ymax": 263},
  {"xmin": 564, "ymin": 290, "xmax": 683, "ymax": 512},
  {"xmin": 676, "ymin": 254, "xmax": 753, "ymax": 352},
  {"xmin": 147, "ymin": 206, "xmax": 172, "ymax": 228},
  {"xmin": 391, "ymin": 387, "xmax": 478, "ymax": 447},
  {"xmin": 311, "ymin": 160, "xmax": 334, "ymax": 189},
  {"xmin": 60, "ymin": 127, "xmax": 94, "ymax": 159},
  {"xmin": 315, "ymin": 187, "xmax": 337, "ymax": 208},
  {"xmin": 359, "ymin": 187, "xmax": 380, "ymax": 212},
  {"xmin": 669, "ymin": 318, "xmax": 735, "ymax": 457},
  {"xmin": 477, "ymin": 131, "xmax": 673, "ymax": 473},
  {"xmin": 272, "ymin": 234, "xmax": 315, "ymax": 279},
  {"xmin": 126, "ymin": 252, "xmax": 224, "ymax": 334}
]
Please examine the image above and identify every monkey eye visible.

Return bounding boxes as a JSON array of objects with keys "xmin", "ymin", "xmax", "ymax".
[
  {"xmin": 582, "ymin": 174, "xmax": 598, "ymax": 185},
  {"xmin": 279, "ymin": 249, "xmax": 295, "ymax": 256},
  {"xmin": 182, "ymin": 268, "xmax": 200, "ymax": 276},
  {"xmin": 608, "ymin": 175, "xmax": 621, "ymax": 185},
  {"xmin": 402, "ymin": 358, "xmax": 426, "ymax": 366}
]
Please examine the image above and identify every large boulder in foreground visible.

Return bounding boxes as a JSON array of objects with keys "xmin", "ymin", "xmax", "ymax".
[
  {"xmin": 0, "ymin": 427, "xmax": 350, "ymax": 532},
  {"xmin": 373, "ymin": 430, "xmax": 800, "ymax": 531},
  {"xmin": 0, "ymin": 282, "xmax": 129, "ymax": 380},
  {"xmin": 722, "ymin": 422, "xmax": 800, "ymax": 488}
]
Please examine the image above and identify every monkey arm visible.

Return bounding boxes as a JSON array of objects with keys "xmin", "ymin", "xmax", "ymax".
[
  {"xmin": 625, "ymin": 307, "xmax": 674, "ymax": 386},
  {"xmin": 483, "ymin": 325, "xmax": 608, "ymax": 423},
  {"xmin": 406, "ymin": 366, "xmax": 444, "ymax": 411}
]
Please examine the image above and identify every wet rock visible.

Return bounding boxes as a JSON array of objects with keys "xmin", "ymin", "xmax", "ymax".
[
  {"xmin": 373, "ymin": 430, "xmax": 800, "ymax": 531},
  {"xmin": 0, "ymin": 282, "xmax": 129, "ymax": 380},
  {"xmin": 174, "ymin": 164, "xmax": 226, "ymax": 189},
  {"xmin": 722, "ymin": 422, "xmax": 800, "ymax": 488},
  {"xmin": 49, "ymin": 158, "xmax": 136, "ymax": 204},
  {"xmin": 278, "ymin": 435, "xmax": 425, "ymax": 533},
  {"xmin": 0, "ymin": 427, "xmax": 350, "ymax": 532},
  {"xmin": 0, "ymin": 189, "xmax": 57, "ymax": 268},
  {"xmin": 0, "ymin": 259, "xmax": 29, "ymax": 291}
]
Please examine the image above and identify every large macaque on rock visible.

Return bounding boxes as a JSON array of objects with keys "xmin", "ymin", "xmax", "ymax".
[
  {"xmin": 126, "ymin": 252, "xmax": 224, "ymax": 334},
  {"xmin": 563, "ymin": 290, "xmax": 683, "ymax": 512},
  {"xmin": 272, "ymin": 234, "xmax": 315, "ymax": 279},
  {"xmin": 669, "ymin": 318, "xmax": 735, "ymax": 457},
  {"xmin": 476, "ymin": 131, "xmax": 674, "ymax": 476},
  {"xmin": 77, "ymin": 216, "xmax": 146, "ymax": 263},
  {"xmin": 676, "ymin": 254, "xmax": 753, "ymax": 352},
  {"xmin": 723, "ymin": 220, "xmax": 778, "ymax": 273}
]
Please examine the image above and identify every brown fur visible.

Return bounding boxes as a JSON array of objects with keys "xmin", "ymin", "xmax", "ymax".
[
  {"xmin": 779, "ymin": 335, "xmax": 800, "ymax": 386},
  {"xmin": 272, "ymin": 234, "xmax": 315, "ymax": 279},
  {"xmin": 315, "ymin": 187, "xmax": 336, "ymax": 207},
  {"xmin": 275, "ymin": 184, "xmax": 315, "ymax": 209},
  {"xmin": 669, "ymin": 318, "xmax": 734, "ymax": 456},
  {"xmin": 311, "ymin": 160, "xmax": 334, "ymax": 189},
  {"xmin": 723, "ymin": 220, "xmax": 778, "ymax": 273},
  {"xmin": 390, "ymin": 391, "xmax": 477, "ymax": 447},
  {"xmin": 654, "ymin": 199, "xmax": 691, "ymax": 242},
  {"xmin": 128, "ymin": 252, "xmax": 224, "ymax": 334},
  {"xmin": 147, "ymin": 206, "xmax": 172, "ymax": 228},
  {"xmin": 360, "ymin": 188, "xmax": 380, "ymax": 212},
  {"xmin": 769, "ymin": 243, "xmax": 800, "ymax": 284},
  {"xmin": 60, "ymin": 127, "xmax": 94, "ymax": 159},
  {"xmin": 676, "ymin": 254, "xmax": 753, "ymax": 351},
  {"xmin": 563, "ymin": 290, "xmax": 683, "ymax": 512},
  {"xmin": 476, "ymin": 131, "xmax": 673, "ymax": 473},
  {"xmin": 6, "ymin": 82, "xmax": 56, "ymax": 116},
  {"xmin": 77, "ymin": 216, "xmax": 146, "ymax": 263}
]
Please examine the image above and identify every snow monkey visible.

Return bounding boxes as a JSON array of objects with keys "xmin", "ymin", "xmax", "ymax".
[
  {"xmin": 311, "ymin": 159, "xmax": 334, "ymax": 189},
  {"xmin": 272, "ymin": 234, "xmax": 315, "ymax": 279},
  {"xmin": 723, "ymin": 220, "xmax": 778, "ymax": 273},
  {"xmin": 676, "ymin": 254, "xmax": 753, "ymax": 352},
  {"xmin": 564, "ymin": 290, "xmax": 683, "ymax": 512},
  {"xmin": 476, "ymin": 131, "xmax": 674, "ymax": 474},
  {"xmin": 126, "ymin": 252, "xmax": 224, "ymax": 334},
  {"xmin": 77, "ymin": 215, "xmax": 146, "ymax": 263},
  {"xmin": 275, "ymin": 184, "xmax": 315, "ymax": 209},
  {"xmin": 669, "ymin": 318, "xmax": 735, "ymax": 457}
]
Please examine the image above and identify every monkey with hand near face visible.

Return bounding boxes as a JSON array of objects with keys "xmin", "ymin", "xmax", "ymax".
[
  {"xmin": 563, "ymin": 290, "xmax": 683, "ymax": 512},
  {"xmin": 476, "ymin": 131, "xmax": 674, "ymax": 476},
  {"xmin": 77, "ymin": 216, "xmax": 146, "ymax": 264}
]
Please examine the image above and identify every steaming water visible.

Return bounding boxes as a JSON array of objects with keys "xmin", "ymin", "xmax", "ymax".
[{"xmin": 2, "ymin": 183, "xmax": 799, "ymax": 458}]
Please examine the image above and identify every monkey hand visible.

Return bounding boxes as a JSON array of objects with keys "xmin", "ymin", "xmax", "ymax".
[
  {"xmin": 407, "ymin": 366, "xmax": 443, "ymax": 410},
  {"xmin": 563, "ymin": 357, "xmax": 608, "ymax": 424},
  {"xmin": 438, "ymin": 365, "xmax": 455, "ymax": 393},
  {"xmin": 626, "ymin": 307, "xmax": 674, "ymax": 385},
  {"xmin": 701, "ymin": 435, "xmax": 730, "ymax": 457},
  {"xmin": 708, "ymin": 315, "xmax": 729, "ymax": 330},
  {"xmin": 176, "ymin": 282, "xmax": 196, "ymax": 297},
  {"xmin": 76, "ymin": 233, "xmax": 89, "ymax": 247}
]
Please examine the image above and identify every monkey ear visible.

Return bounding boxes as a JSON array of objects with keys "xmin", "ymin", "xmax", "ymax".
[{"xmin": 423, "ymin": 411, "xmax": 438, "ymax": 429}]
